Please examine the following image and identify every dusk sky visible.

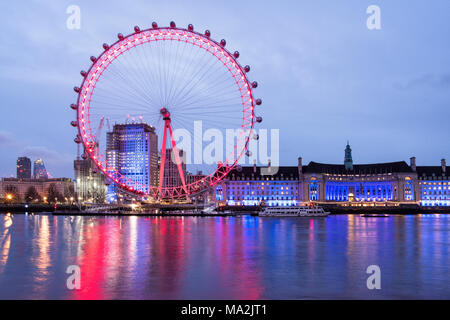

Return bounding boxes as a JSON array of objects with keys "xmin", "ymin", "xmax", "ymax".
[{"xmin": 0, "ymin": 0, "xmax": 449, "ymax": 178}]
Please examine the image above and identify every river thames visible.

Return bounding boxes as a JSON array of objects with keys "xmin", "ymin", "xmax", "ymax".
[{"xmin": 0, "ymin": 213, "xmax": 449, "ymax": 299}]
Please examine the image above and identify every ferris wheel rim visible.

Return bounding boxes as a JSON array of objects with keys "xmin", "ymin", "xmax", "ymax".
[{"xmin": 73, "ymin": 24, "xmax": 259, "ymax": 199}]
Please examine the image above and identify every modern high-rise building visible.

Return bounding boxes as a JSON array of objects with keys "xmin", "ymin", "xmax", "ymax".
[
  {"xmin": 74, "ymin": 159, "xmax": 107, "ymax": 203},
  {"xmin": 33, "ymin": 158, "xmax": 48, "ymax": 179},
  {"xmin": 162, "ymin": 148, "xmax": 186, "ymax": 189},
  {"xmin": 106, "ymin": 123, "xmax": 158, "ymax": 201},
  {"xmin": 16, "ymin": 157, "xmax": 32, "ymax": 179}
]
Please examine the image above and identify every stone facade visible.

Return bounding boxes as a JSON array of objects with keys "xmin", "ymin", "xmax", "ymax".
[
  {"xmin": 216, "ymin": 145, "xmax": 449, "ymax": 207},
  {"xmin": 0, "ymin": 177, "xmax": 74, "ymax": 202}
]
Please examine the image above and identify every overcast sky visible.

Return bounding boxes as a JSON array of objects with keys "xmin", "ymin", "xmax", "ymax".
[{"xmin": 0, "ymin": 0, "xmax": 449, "ymax": 178}]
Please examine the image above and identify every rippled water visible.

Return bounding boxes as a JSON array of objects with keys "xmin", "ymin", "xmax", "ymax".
[{"xmin": 0, "ymin": 213, "xmax": 449, "ymax": 299}]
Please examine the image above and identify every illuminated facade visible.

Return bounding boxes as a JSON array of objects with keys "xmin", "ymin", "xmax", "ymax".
[
  {"xmin": 301, "ymin": 160, "xmax": 415, "ymax": 203},
  {"xmin": 74, "ymin": 159, "xmax": 107, "ymax": 203},
  {"xmin": 106, "ymin": 123, "xmax": 158, "ymax": 202},
  {"xmin": 0, "ymin": 177, "xmax": 73, "ymax": 202},
  {"xmin": 33, "ymin": 158, "xmax": 48, "ymax": 179},
  {"xmin": 218, "ymin": 164, "xmax": 301, "ymax": 207},
  {"xmin": 218, "ymin": 144, "xmax": 449, "ymax": 207},
  {"xmin": 162, "ymin": 148, "xmax": 186, "ymax": 189},
  {"xmin": 16, "ymin": 157, "xmax": 32, "ymax": 179},
  {"xmin": 417, "ymin": 159, "xmax": 449, "ymax": 206}
]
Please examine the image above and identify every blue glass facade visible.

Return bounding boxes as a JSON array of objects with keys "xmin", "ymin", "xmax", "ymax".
[
  {"xmin": 325, "ymin": 181, "xmax": 394, "ymax": 202},
  {"xmin": 106, "ymin": 123, "xmax": 158, "ymax": 202}
]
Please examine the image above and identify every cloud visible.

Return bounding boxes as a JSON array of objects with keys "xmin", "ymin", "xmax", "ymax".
[
  {"xmin": 396, "ymin": 73, "xmax": 450, "ymax": 90},
  {"xmin": 21, "ymin": 146, "xmax": 72, "ymax": 165},
  {"xmin": 0, "ymin": 131, "xmax": 20, "ymax": 147}
]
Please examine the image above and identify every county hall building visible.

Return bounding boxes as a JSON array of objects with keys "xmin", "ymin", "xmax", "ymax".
[{"xmin": 216, "ymin": 143, "xmax": 449, "ymax": 207}]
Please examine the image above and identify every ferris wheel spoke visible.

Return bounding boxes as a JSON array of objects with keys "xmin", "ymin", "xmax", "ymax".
[
  {"xmin": 102, "ymin": 62, "xmax": 158, "ymax": 109},
  {"xmin": 116, "ymin": 50, "xmax": 161, "ymax": 107},
  {"xmin": 165, "ymin": 41, "xmax": 198, "ymax": 108},
  {"xmin": 174, "ymin": 90, "xmax": 239, "ymax": 112},
  {"xmin": 165, "ymin": 40, "xmax": 188, "ymax": 109},
  {"xmin": 115, "ymin": 54, "xmax": 161, "ymax": 107},
  {"xmin": 172, "ymin": 74, "xmax": 237, "ymax": 110},
  {"xmin": 168, "ymin": 45, "xmax": 212, "ymax": 109},
  {"xmin": 90, "ymin": 94, "xmax": 155, "ymax": 116},
  {"xmin": 95, "ymin": 76, "xmax": 154, "ymax": 108},
  {"xmin": 172, "ymin": 58, "xmax": 234, "ymax": 108},
  {"xmin": 170, "ymin": 56, "xmax": 226, "ymax": 110},
  {"xmin": 132, "ymin": 44, "xmax": 162, "ymax": 106}
]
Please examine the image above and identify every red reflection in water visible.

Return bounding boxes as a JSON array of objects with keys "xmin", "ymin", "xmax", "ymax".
[
  {"xmin": 66, "ymin": 217, "xmax": 263, "ymax": 299},
  {"xmin": 70, "ymin": 220, "xmax": 116, "ymax": 299}
]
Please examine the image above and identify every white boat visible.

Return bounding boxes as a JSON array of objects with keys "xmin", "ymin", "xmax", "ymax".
[
  {"xmin": 259, "ymin": 205, "xmax": 330, "ymax": 217},
  {"xmin": 201, "ymin": 204, "xmax": 217, "ymax": 214}
]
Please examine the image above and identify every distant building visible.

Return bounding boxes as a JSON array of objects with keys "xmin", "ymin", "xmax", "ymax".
[
  {"xmin": 218, "ymin": 163, "xmax": 300, "ymax": 206},
  {"xmin": 33, "ymin": 158, "xmax": 48, "ymax": 179},
  {"xmin": 344, "ymin": 141, "xmax": 353, "ymax": 171},
  {"xmin": 162, "ymin": 148, "xmax": 186, "ymax": 189},
  {"xmin": 0, "ymin": 177, "xmax": 73, "ymax": 203},
  {"xmin": 417, "ymin": 159, "xmax": 450, "ymax": 207},
  {"xmin": 106, "ymin": 123, "xmax": 158, "ymax": 202},
  {"xmin": 16, "ymin": 157, "xmax": 32, "ymax": 179},
  {"xmin": 74, "ymin": 159, "xmax": 107, "ymax": 203},
  {"xmin": 217, "ymin": 143, "xmax": 450, "ymax": 207},
  {"xmin": 186, "ymin": 170, "xmax": 206, "ymax": 185}
]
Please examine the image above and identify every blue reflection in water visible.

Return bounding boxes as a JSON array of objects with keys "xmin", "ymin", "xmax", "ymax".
[{"xmin": 0, "ymin": 213, "xmax": 449, "ymax": 299}]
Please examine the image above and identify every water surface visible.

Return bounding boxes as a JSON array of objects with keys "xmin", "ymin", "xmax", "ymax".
[{"xmin": 0, "ymin": 213, "xmax": 449, "ymax": 299}]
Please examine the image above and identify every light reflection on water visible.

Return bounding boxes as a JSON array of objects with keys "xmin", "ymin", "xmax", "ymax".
[{"xmin": 0, "ymin": 213, "xmax": 449, "ymax": 299}]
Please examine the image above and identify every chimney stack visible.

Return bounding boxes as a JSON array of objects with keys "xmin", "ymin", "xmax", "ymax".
[
  {"xmin": 410, "ymin": 157, "xmax": 416, "ymax": 172},
  {"xmin": 442, "ymin": 158, "xmax": 446, "ymax": 174},
  {"xmin": 298, "ymin": 157, "xmax": 303, "ymax": 174},
  {"xmin": 253, "ymin": 159, "xmax": 257, "ymax": 173}
]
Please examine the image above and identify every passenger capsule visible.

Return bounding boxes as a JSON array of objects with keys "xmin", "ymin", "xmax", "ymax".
[
  {"xmin": 73, "ymin": 87, "xmax": 80, "ymax": 93},
  {"xmin": 90, "ymin": 56, "xmax": 97, "ymax": 62},
  {"xmin": 233, "ymin": 51, "xmax": 240, "ymax": 59},
  {"xmin": 188, "ymin": 24, "xmax": 194, "ymax": 31},
  {"xmin": 256, "ymin": 116, "xmax": 263, "ymax": 123},
  {"xmin": 255, "ymin": 98, "xmax": 262, "ymax": 105},
  {"xmin": 152, "ymin": 22, "xmax": 158, "ymax": 29},
  {"xmin": 253, "ymin": 133, "xmax": 259, "ymax": 140},
  {"xmin": 70, "ymin": 121, "xmax": 78, "ymax": 127},
  {"xmin": 170, "ymin": 21, "xmax": 176, "ymax": 28},
  {"xmin": 244, "ymin": 65, "xmax": 251, "ymax": 73},
  {"xmin": 245, "ymin": 150, "xmax": 252, "ymax": 157},
  {"xmin": 81, "ymin": 153, "xmax": 88, "ymax": 160},
  {"xmin": 117, "ymin": 33, "xmax": 124, "ymax": 40},
  {"xmin": 220, "ymin": 39, "xmax": 226, "ymax": 47},
  {"xmin": 205, "ymin": 30, "xmax": 211, "ymax": 37},
  {"xmin": 80, "ymin": 70, "xmax": 87, "ymax": 77},
  {"xmin": 74, "ymin": 136, "xmax": 82, "ymax": 144},
  {"xmin": 252, "ymin": 81, "xmax": 258, "ymax": 88},
  {"xmin": 134, "ymin": 26, "xmax": 140, "ymax": 32},
  {"xmin": 103, "ymin": 43, "xmax": 109, "ymax": 50},
  {"xmin": 70, "ymin": 103, "xmax": 78, "ymax": 110}
]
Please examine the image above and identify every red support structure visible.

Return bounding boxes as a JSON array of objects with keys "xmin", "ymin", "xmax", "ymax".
[
  {"xmin": 158, "ymin": 110, "xmax": 187, "ymax": 199},
  {"xmin": 167, "ymin": 122, "xmax": 187, "ymax": 194},
  {"xmin": 158, "ymin": 121, "xmax": 168, "ymax": 196}
]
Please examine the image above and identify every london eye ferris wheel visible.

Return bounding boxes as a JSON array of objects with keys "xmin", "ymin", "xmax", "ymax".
[{"xmin": 71, "ymin": 21, "xmax": 262, "ymax": 200}]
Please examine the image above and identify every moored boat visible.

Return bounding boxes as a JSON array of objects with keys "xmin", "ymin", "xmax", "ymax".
[{"xmin": 259, "ymin": 205, "xmax": 330, "ymax": 217}]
